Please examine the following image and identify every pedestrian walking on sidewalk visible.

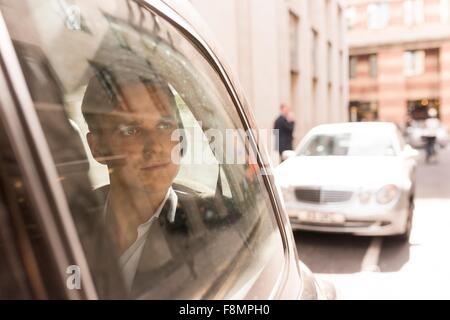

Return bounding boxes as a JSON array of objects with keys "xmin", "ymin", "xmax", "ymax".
[{"xmin": 274, "ymin": 103, "xmax": 295, "ymax": 162}]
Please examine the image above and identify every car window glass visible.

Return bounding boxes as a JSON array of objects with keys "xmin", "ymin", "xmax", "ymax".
[
  {"xmin": 301, "ymin": 131, "xmax": 396, "ymax": 156},
  {"xmin": 1, "ymin": 0, "xmax": 285, "ymax": 299}
]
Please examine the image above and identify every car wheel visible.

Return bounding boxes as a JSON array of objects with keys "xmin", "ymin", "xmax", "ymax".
[{"xmin": 397, "ymin": 197, "xmax": 414, "ymax": 241}]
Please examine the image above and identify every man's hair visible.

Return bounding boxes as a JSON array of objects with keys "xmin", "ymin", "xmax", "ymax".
[
  {"xmin": 79, "ymin": 25, "xmax": 185, "ymax": 133},
  {"xmin": 80, "ymin": 28, "xmax": 186, "ymax": 157},
  {"xmin": 81, "ymin": 62, "xmax": 182, "ymax": 135}
]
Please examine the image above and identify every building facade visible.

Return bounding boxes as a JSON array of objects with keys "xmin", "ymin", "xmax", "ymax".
[
  {"xmin": 190, "ymin": 0, "xmax": 349, "ymax": 162},
  {"xmin": 346, "ymin": 0, "xmax": 450, "ymax": 130}
]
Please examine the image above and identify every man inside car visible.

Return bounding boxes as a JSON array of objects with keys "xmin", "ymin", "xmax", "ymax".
[{"xmin": 79, "ymin": 36, "xmax": 204, "ymax": 297}]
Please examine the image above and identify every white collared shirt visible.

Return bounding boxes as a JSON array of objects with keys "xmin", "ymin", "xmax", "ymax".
[{"xmin": 104, "ymin": 187, "xmax": 178, "ymax": 291}]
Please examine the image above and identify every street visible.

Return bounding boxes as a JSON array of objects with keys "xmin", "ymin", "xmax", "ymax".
[{"xmin": 295, "ymin": 146, "xmax": 450, "ymax": 299}]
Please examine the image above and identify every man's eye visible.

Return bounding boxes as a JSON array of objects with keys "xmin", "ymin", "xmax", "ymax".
[
  {"xmin": 119, "ymin": 125, "xmax": 141, "ymax": 136},
  {"xmin": 157, "ymin": 121, "xmax": 174, "ymax": 130}
]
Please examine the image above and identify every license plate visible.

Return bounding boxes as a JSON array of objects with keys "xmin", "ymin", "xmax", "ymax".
[{"xmin": 297, "ymin": 211, "xmax": 345, "ymax": 224}]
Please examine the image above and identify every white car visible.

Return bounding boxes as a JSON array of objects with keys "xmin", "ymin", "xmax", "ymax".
[{"xmin": 275, "ymin": 122, "xmax": 418, "ymax": 240}]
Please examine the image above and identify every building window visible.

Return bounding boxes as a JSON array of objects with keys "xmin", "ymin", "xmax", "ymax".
[
  {"xmin": 328, "ymin": 42, "xmax": 333, "ymax": 83},
  {"xmin": 349, "ymin": 101, "xmax": 379, "ymax": 122},
  {"xmin": 369, "ymin": 54, "xmax": 378, "ymax": 78},
  {"xmin": 328, "ymin": 84, "xmax": 333, "ymax": 122},
  {"xmin": 407, "ymin": 99, "xmax": 440, "ymax": 120},
  {"xmin": 290, "ymin": 72, "xmax": 299, "ymax": 112},
  {"xmin": 441, "ymin": 0, "xmax": 449, "ymax": 23},
  {"xmin": 404, "ymin": 0, "xmax": 424, "ymax": 26},
  {"xmin": 349, "ymin": 56, "xmax": 358, "ymax": 79},
  {"xmin": 404, "ymin": 50, "xmax": 425, "ymax": 76},
  {"xmin": 345, "ymin": 6, "xmax": 357, "ymax": 30},
  {"xmin": 312, "ymin": 29, "xmax": 319, "ymax": 79},
  {"xmin": 289, "ymin": 11, "xmax": 300, "ymax": 73},
  {"xmin": 339, "ymin": 50, "xmax": 344, "ymax": 86},
  {"xmin": 326, "ymin": 0, "xmax": 332, "ymax": 36},
  {"xmin": 308, "ymin": 0, "xmax": 317, "ymax": 21},
  {"xmin": 338, "ymin": 6, "xmax": 344, "ymax": 45},
  {"xmin": 312, "ymin": 79, "xmax": 318, "ymax": 122},
  {"xmin": 367, "ymin": 2, "xmax": 390, "ymax": 29}
]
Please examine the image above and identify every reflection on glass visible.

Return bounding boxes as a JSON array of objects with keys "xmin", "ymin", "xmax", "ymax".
[
  {"xmin": 1, "ymin": 0, "xmax": 284, "ymax": 299},
  {"xmin": 301, "ymin": 133, "xmax": 396, "ymax": 157}
]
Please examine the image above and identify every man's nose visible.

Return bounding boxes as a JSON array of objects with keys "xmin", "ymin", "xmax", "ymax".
[{"xmin": 142, "ymin": 134, "xmax": 164, "ymax": 159}]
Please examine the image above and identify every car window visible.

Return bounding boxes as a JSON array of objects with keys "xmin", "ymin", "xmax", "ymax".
[
  {"xmin": 1, "ymin": 0, "xmax": 285, "ymax": 299},
  {"xmin": 300, "ymin": 130, "xmax": 397, "ymax": 156}
]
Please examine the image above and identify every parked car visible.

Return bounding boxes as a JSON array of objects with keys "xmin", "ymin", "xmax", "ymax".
[
  {"xmin": 0, "ymin": 0, "xmax": 334, "ymax": 299},
  {"xmin": 275, "ymin": 122, "xmax": 418, "ymax": 241},
  {"xmin": 405, "ymin": 119, "xmax": 449, "ymax": 149}
]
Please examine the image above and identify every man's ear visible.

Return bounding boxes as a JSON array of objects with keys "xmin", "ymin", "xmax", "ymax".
[{"xmin": 87, "ymin": 132, "xmax": 108, "ymax": 165}]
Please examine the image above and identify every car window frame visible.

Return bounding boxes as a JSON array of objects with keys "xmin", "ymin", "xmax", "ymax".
[
  {"xmin": 0, "ymin": 167, "xmax": 35, "ymax": 299},
  {"xmin": 0, "ymin": 0, "xmax": 295, "ymax": 299}
]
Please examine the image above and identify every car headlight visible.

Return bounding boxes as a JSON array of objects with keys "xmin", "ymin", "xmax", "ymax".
[{"xmin": 376, "ymin": 185, "xmax": 399, "ymax": 204}]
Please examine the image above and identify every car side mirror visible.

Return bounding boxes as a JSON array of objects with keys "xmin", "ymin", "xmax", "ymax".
[
  {"xmin": 403, "ymin": 144, "xmax": 419, "ymax": 160},
  {"xmin": 281, "ymin": 150, "xmax": 296, "ymax": 161}
]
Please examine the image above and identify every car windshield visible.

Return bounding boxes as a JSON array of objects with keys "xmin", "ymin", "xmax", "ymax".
[{"xmin": 299, "ymin": 131, "xmax": 397, "ymax": 156}]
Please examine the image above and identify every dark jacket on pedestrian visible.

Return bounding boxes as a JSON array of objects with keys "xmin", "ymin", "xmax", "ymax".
[{"xmin": 274, "ymin": 115, "xmax": 295, "ymax": 154}]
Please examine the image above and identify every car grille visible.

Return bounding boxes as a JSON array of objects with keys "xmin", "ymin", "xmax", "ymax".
[{"xmin": 294, "ymin": 188, "xmax": 353, "ymax": 204}]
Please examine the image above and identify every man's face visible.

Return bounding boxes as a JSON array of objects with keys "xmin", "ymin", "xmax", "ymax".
[
  {"xmin": 281, "ymin": 105, "xmax": 290, "ymax": 116},
  {"xmin": 89, "ymin": 82, "xmax": 181, "ymax": 194}
]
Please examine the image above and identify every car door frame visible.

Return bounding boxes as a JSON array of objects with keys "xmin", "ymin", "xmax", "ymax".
[{"xmin": 0, "ymin": 10, "xmax": 97, "ymax": 299}]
